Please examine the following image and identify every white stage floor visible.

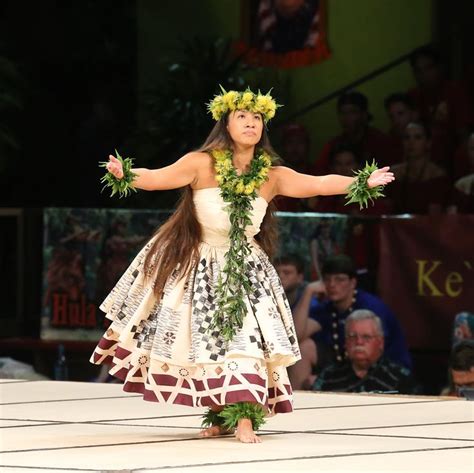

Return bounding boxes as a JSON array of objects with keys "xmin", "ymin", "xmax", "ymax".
[{"xmin": 0, "ymin": 379, "xmax": 473, "ymax": 472}]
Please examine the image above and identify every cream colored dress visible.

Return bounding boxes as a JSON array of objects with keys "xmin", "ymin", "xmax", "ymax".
[{"xmin": 91, "ymin": 187, "xmax": 301, "ymax": 413}]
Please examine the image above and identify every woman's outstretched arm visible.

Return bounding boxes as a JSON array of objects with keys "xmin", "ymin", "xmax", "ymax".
[
  {"xmin": 105, "ymin": 152, "xmax": 208, "ymax": 191},
  {"xmin": 272, "ymin": 166, "xmax": 394, "ymax": 198}
]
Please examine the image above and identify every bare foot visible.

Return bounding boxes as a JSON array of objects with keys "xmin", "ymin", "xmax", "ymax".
[
  {"xmin": 199, "ymin": 425, "xmax": 233, "ymax": 437},
  {"xmin": 235, "ymin": 418, "xmax": 262, "ymax": 443}
]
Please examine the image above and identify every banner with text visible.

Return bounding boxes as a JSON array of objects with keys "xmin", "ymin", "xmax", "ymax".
[{"xmin": 378, "ymin": 215, "xmax": 474, "ymax": 350}]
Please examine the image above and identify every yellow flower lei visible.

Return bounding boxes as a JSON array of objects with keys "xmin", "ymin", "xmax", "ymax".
[
  {"xmin": 208, "ymin": 148, "xmax": 273, "ymax": 341},
  {"xmin": 207, "ymin": 86, "xmax": 280, "ymax": 123}
]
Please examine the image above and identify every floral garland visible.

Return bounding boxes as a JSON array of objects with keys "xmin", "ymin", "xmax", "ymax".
[
  {"xmin": 207, "ymin": 86, "xmax": 280, "ymax": 123},
  {"xmin": 208, "ymin": 148, "xmax": 273, "ymax": 341}
]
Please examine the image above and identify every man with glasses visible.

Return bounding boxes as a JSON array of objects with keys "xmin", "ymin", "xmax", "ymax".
[
  {"xmin": 292, "ymin": 255, "xmax": 411, "ymax": 388},
  {"xmin": 312, "ymin": 310, "xmax": 418, "ymax": 394}
]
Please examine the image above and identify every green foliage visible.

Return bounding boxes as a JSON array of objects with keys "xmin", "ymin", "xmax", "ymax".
[
  {"xmin": 201, "ymin": 408, "xmax": 225, "ymax": 428},
  {"xmin": 139, "ymin": 37, "xmax": 249, "ymax": 162},
  {"xmin": 99, "ymin": 150, "xmax": 138, "ymax": 198},
  {"xmin": 208, "ymin": 150, "xmax": 273, "ymax": 341},
  {"xmin": 345, "ymin": 160, "xmax": 385, "ymax": 209},
  {"xmin": 220, "ymin": 402, "xmax": 266, "ymax": 431}
]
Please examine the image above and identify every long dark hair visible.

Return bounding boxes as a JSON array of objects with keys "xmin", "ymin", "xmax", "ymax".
[{"xmin": 144, "ymin": 114, "xmax": 281, "ymax": 299}]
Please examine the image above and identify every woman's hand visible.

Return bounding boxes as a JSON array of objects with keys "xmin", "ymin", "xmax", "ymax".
[
  {"xmin": 106, "ymin": 155, "xmax": 124, "ymax": 179},
  {"xmin": 367, "ymin": 166, "xmax": 395, "ymax": 188}
]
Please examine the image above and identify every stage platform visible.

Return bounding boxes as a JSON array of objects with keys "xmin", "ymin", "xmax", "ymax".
[{"xmin": 1, "ymin": 379, "xmax": 473, "ymax": 472}]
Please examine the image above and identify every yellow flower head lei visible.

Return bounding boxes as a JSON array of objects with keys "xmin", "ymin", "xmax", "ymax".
[
  {"xmin": 208, "ymin": 147, "xmax": 275, "ymax": 341},
  {"xmin": 207, "ymin": 85, "xmax": 281, "ymax": 123}
]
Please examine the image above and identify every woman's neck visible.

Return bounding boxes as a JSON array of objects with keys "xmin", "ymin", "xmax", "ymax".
[{"xmin": 232, "ymin": 144, "xmax": 255, "ymax": 173}]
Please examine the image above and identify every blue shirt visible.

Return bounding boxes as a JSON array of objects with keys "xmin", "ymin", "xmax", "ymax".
[{"xmin": 310, "ymin": 289, "xmax": 412, "ymax": 369}]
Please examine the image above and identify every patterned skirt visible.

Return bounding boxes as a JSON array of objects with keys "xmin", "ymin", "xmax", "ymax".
[{"xmin": 90, "ymin": 240, "xmax": 301, "ymax": 414}]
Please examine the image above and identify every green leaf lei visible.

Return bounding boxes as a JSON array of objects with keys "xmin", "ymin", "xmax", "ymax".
[
  {"xmin": 219, "ymin": 402, "xmax": 266, "ymax": 431},
  {"xmin": 345, "ymin": 160, "xmax": 385, "ymax": 210},
  {"xmin": 99, "ymin": 150, "xmax": 138, "ymax": 198},
  {"xmin": 201, "ymin": 403, "xmax": 267, "ymax": 432},
  {"xmin": 208, "ymin": 148, "xmax": 273, "ymax": 341}
]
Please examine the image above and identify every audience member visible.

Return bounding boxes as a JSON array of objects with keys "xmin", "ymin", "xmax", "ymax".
[
  {"xmin": 444, "ymin": 341, "xmax": 474, "ymax": 397},
  {"xmin": 387, "ymin": 121, "xmax": 450, "ymax": 214},
  {"xmin": 275, "ymin": 254, "xmax": 310, "ymax": 309},
  {"xmin": 276, "ymin": 254, "xmax": 323, "ymax": 390},
  {"xmin": 312, "ymin": 310, "xmax": 418, "ymax": 394},
  {"xmin": 291, "ymin": 255, "xmax": 411, "ymax": 388},
  {"xmin": 408, "ymin": 45, "xmax": 473, "ymax": 173},
  {"xmin": 384, "ymin": 92, "xmax": 418, "ymax": 163},
  {"xmin": 452, "ymin": 311, "xmax": 474, "ymax": 347},
  {"xmin": 313, "ymin": 91, "xmax": 394, "ymax": 174},
  {"xmin": 275, "ymin": 122, "xmax": 313, "ymax": 211}
]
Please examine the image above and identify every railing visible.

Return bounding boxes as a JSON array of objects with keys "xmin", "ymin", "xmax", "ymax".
[{"xmin": 276, "ymin": 44, "xmax": 429, "ymax": 125}]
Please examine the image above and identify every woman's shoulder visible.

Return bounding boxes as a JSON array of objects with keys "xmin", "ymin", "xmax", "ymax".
[
  {"xmin": 181, "ymin": 151, "xmax": 212, "ymax": 162},
  {"xmin": 178, "ymin": 151, "xmax": 214, "ymax": 170}
]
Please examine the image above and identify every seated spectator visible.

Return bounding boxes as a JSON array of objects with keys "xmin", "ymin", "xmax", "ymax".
[
  {"xmin": 291, "ymin": 255, "xmax": 412, "ymax": 389},
  {"xmin": 407, "ymin": 45, "xmax": 473, "ymax": 173},
  {"xmin": 387, "ymin": 121, "xmax": 451, "ymax": 214},
  {"xmin": 443, "ymin": 341, "xmax": 474, "ymax": 397},
  {"xmin": 275, "ymin": 122, "xmax": 313, "ymax": 211},
  {"xmin": 275, "ymin": 253, "xmax": 313, "ymax": 310},
  {"xmin": 275, "ymin": 255, "xmax": 324, "ymax": 390},
  {"xmin": 451, "ymin": 132, "xmax": 474, "ymax": 213},
  {"xmin": 384, "ymin": 92, "xmax": 418, "ymax": 164},
  {"xmin": 452, "ymin": 311, "xmax": 474, "ymax": 347},
  {"xmin": 313, "ymin": 91, "xmax": 395, "ymax": 174},
  {"xmin": 312, "ymin": 310, "xmax": 418, "ymax": 394}
]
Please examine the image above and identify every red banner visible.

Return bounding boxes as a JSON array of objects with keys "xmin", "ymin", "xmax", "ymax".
[{"xmin": 378, "ymin": 215, "xmax": 474, "ymax": 350}]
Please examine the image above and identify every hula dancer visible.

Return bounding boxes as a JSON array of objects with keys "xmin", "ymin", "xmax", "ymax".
[{"xmin": 91, "ymin": 87, "xmax": 394, "ymax": 443}]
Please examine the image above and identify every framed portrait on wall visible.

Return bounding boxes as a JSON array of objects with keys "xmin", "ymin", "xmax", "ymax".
[{"xmin": 237, "ymin": 0, "xmax": 330, "ymax": 68}]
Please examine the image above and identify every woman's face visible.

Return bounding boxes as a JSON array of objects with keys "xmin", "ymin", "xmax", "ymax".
[
  {"xmin": 227, "ymin": 110, "xmax": 263, "ymax": 146},
  {"xmin": 388, "ymin": 102, "xmax": 415, "ymax": 134},
  {"xmin": 403, "ymin": 124, "xmax": 430, "ymax": 159}
]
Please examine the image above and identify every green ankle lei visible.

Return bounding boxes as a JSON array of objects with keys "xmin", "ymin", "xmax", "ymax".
[
  {"xmin": 201, "ymin": 403, "xmax": 267, "ymax": 431},
  {"xmin": 208, "ymin": 148, "xmax": 273, "ymax": 341}
]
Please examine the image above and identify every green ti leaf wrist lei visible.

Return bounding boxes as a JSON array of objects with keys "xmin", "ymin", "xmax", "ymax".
[
  {"xmin": 345, "ymin": 160, "xmax": 385, "ymax": 210},
  {"xmin": 99, "ymin": 150, "xmax": 138, "ymax": 198},
  {"xmin": 208, "ymin": 148, "xmax": 272, "ymax": 342}
]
